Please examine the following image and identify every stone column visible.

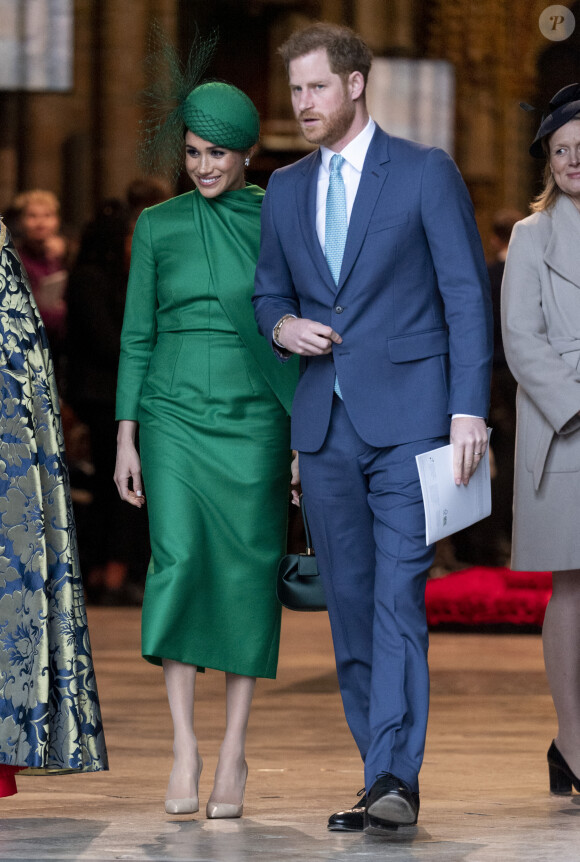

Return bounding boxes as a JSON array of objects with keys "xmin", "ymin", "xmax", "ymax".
[
  {"xmin": 95, "ymin": 1, "xmax": 147, "ymax": 200},
  {"xmin": 354, "ymin": 0, "xmax": 417, "ymax": 55},
  {"xmin": 0, "ymin": 94, "xmax": 21, "ymax": 211},
  {"xmin": 267, "ymin": 11, "xmax": 312, "ymax": 122},
  {"xmin": 10, "ymin": 0, "xmax": 95, "ymax": 225},
  {"xmin": 319, "ymin": 0, "xmax": 346, "ymax": 24},
  {"xmin": 95, "ymin": 1, "xmax": 177, "ymax": 200}
]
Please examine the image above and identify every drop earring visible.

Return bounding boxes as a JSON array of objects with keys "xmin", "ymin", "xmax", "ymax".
[{"xmin": 244, "ymin": 157, "xmax": 250, "ymax": 167}]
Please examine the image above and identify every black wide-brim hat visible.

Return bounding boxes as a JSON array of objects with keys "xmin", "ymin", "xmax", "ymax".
[{"xmin": 530, "ymin": 83, "xmax": 580, "ymax": 158}]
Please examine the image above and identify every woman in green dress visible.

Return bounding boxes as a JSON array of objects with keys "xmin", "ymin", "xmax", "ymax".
[{"xmin": 114, "ymin": 82, "xmax": 297, "ymax": 818}]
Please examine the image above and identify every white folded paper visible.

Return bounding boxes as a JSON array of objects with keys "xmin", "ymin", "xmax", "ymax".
[{"xmin": 415, "ymin": 429, "xmax": 492, "ymax": 545}]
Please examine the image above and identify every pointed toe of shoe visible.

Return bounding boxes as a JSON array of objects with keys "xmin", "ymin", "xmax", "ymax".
[
  {"xmin": 206, "ymin": 759, "xmax": 247, "ymax": 819},
  {"xmin": 206, "ymin": 801, "xmax": 243, "ymax": 819},
  {"xmin": 165, "ymin": 797, "xmax": 199, "ymax": 815}
]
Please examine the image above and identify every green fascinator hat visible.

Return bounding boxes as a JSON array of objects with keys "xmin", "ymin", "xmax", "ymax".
[
  {"xmin": 139, "ymin": 24, "xmax": 259, "ymax": 177},
  {"xmin": 181, "ymin": 82, "xmax": 259, "ymax": 150}
]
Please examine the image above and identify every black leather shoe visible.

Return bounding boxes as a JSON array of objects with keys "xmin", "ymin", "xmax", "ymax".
[
  {"xmin": 364, "ymin": 773, "xmax": 419, "ymax": 833},
  {"xmin": 327, "ymin": 790, "xmax": 366, "ymax": 832}
]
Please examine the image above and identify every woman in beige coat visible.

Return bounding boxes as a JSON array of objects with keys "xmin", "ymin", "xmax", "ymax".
[{"xmin": 502, "ymin": 84, "xmax": 580, "ymax": 798}]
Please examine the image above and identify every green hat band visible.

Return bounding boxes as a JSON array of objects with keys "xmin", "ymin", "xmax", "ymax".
[{"xmin": 181, "ymin": 82, "xmax": 259, "ymax": 150}]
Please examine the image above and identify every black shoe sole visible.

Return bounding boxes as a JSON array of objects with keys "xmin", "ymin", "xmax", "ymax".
[
  {"xmin": 364, "ymin": 813, "xmax": 400, "ymax": 835},
  {"xmin": 327, "ymin": 823, "xmax": 364, "ymax": 832},
  {"xmin": 364, "ymin": 819, "xmax": 419, "ymax": 838},
  {"xmin": 366, "ymin": 796, "xmax": 418, "ymax": 826}
]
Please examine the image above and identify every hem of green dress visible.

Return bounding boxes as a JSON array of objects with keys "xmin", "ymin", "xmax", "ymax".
[{"xmin": 142, "ymin": 653, "xmax": 277, "ymax": 680}]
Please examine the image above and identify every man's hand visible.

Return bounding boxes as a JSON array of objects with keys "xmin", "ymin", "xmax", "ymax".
[
  {"xmin": 278, "ymin": 317, "xmax": 342, "ymax": 355},
  {"xmin": 450, "ymin": 416, "xmax": 488, "ymax": 486}
]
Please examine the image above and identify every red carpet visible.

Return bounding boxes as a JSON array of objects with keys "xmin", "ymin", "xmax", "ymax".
[{"xmin": 426, "ymin": 567, "xmax": 552, "ymax": 630}]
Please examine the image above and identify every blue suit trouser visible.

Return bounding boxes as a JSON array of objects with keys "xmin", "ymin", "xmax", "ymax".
[{"xmin": 299, "ymin": 396, "xmax": 445, "ymax": 793}]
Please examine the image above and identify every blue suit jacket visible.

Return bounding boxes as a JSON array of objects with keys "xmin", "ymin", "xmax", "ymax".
[{"xmin": 253, "ymin": 127, "xmax": 493, "ymax": 452}]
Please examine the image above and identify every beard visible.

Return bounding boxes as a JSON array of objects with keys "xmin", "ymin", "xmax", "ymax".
[{"xmin": 299, "ymin": 97, "xmax": 356, "ymax": 148}]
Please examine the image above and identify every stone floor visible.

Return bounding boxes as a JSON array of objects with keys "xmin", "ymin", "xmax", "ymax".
[{"xmin": 1, "ymin": 607, "xmax": 578, "ymax": 861}]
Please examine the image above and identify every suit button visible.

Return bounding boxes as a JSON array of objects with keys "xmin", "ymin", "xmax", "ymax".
[{"xmin": 335, "ymin": 306, "xmax": 344, "ymax": 313}]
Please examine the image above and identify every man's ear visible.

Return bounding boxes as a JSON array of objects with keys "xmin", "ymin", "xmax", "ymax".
[{"xmin": 348, "ymin": 70, "xmax": 365, "ymax": 101}]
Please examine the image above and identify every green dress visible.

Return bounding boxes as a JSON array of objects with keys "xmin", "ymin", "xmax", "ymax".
[{"xmin": 116, "ymin": 186, "xmax": 297, "ymax": 678}]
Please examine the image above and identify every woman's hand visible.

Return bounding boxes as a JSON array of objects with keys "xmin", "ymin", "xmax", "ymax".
[
  {"xmin": 114, "ymin": 420, "xmax": 146, "ymax": 507},
  {"xmin": 290, "ymin": 450, "xmax": 300, "ymax": 506}
]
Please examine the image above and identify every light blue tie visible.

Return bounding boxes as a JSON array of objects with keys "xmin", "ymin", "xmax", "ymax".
[
  {"xmin": 325, "ymin": 154, "xmax": 347, "ymax": 284},
  {"xmin": 325, "ymin": 154, "xmax": 347, "ymax": 398}
]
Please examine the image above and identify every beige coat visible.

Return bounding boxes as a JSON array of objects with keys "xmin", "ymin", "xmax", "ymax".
[{"xmin": 501, "ymin": 194, "xmax": 580, "ymax": 571}]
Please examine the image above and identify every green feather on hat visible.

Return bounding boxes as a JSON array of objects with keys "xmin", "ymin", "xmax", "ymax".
[{"xmin": 139, "ymin": 23, "xmax": 259, "ymax": 179}]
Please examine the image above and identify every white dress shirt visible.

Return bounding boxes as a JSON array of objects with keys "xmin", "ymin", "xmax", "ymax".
[
  {"xmin": 314, "ymin": 117, "xmax": 479, "ymax": 423},
  {"xmin": 316, "ymin": 118, "xmax": 376, "ymax": 252},
  {"xmin": 273, "ymin": 119, "xmax": 376, "ymax": 348}
]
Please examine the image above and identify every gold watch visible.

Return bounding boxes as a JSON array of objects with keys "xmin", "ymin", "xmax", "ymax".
[{"xmin": 273, "ymin": 314, "xmax": 295, "ymax": 347}]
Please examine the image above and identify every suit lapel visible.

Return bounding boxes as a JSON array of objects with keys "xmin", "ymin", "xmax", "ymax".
[
  {"xmin": 544, "ymin": 194, "xmax": 580, "ymax": 288},
  {"xmin": 296, "ymin": 129, "xmax": 392, "ymax": 293},
  {"xmin": 338, "ymin": 128, "xmax": 391, "ymax": 289},
  {"xmin": 295, "ymin": 151, "xmax": 336, "ymax": 292}
]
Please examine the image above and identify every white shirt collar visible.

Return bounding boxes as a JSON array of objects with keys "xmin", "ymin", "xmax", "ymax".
[{"xmin": 320, "ymin": 117, "xmax": 376, "ymax": 173}]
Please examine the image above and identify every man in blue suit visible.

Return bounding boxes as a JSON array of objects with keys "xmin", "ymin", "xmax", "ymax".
[{"xmin": 253, "ymin": 22, "xmax": 492, "ymax": 834}]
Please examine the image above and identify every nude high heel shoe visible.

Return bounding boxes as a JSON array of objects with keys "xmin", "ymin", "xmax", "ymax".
[
  {"xmin": 165, "ymin": 756, "xmax": 203, "ymax": 815},
  {"xmin": 206, "ymin": 760, "xmax": 247, "ymax": 819}
]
